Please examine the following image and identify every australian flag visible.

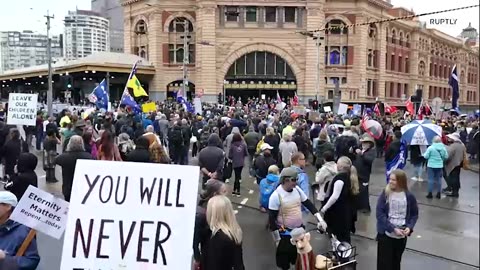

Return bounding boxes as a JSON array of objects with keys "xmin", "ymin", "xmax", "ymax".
[
  {"xmin": 385, "ymin": 140, "xmax": 407, "ymax": 182},
  {"xmin": 449, "ymin": 64, "xmax": 459, "ymax": 111},
  {"xmin": 88, "ymin": 79, "xmax": 109, "ymax": 110},
  {"xmin": 175, "ymin": 87, "xmax": 194, "ymax": 113}
]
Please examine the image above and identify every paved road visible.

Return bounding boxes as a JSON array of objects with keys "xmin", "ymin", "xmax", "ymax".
[{"xmin": 11, "ymin": 148, "xmax": 479, "ymax": 270}]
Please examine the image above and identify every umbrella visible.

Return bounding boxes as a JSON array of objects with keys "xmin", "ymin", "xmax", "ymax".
[
  {"xmin": 400, "ymin": 120, "xmax": 442, "ymax": 145},
  {"xmin": 362, "ymin": 119, "xmax": 383, "ymax": 139}
]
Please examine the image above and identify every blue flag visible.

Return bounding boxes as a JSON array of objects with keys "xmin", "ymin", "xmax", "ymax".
[
  {"xmin": 88, "ymin": 79, "xmax": 109, "ymax": 110},
  {"xmin": 449, "ymin": 64, "xmax": 459, "ymax": 111},
  {"xmin": 385, "ymin": 140, "xmax": 407, "ymax": 182}
]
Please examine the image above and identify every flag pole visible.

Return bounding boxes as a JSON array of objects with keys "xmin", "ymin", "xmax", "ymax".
[{"xmin": 118, "ymin": 60, "xmax": 140, "ymax": 110}]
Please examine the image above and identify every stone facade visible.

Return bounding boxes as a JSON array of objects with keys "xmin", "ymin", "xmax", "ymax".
[{"xmin": 122, "ymin": 0, "xmax": 479, "ymax": 107}]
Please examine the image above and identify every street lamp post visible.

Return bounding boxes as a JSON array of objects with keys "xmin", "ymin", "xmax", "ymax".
[
  {"xmin": 45, "ymin": 10, "xmax": 54, "ymax": 117},
  {"xmin": 181, "ymin": 20, "xmax": 190, "ymax": 98}
]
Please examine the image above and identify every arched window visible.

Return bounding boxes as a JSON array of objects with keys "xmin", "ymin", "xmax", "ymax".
[
  {"xmin": 168, "ymin": 17, "xmax": 195, "ymax": 64},
  {"xmin": 168, "ymin": 17, "xmax": 194, "ymax": 33},
  {"xmin": 135, "ymin": 20, "xmax": 147, "ymax": 34},
  {"xmin": 405, "ymin": 34, "xmax": 410, "ymax": 47},
  {"xmin": 133, "ymin": 19, "xmax": 149, "ymax": 59},
  {"xmin": 399, "ymin": 32, "xmax": 404, "ymax": 46},
  {"xmin": 392, "ymin": 29, "xmax": 396, "ymax": 44},
  {"xmin": 325, "ymin": 19, "xmax": 348, "ymax": 35},
  {"xmin": 386, "ymin": 27, "xmax": 389, "ymax": 42}
]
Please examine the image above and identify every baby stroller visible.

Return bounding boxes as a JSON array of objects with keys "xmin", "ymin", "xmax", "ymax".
[{"xmin": 314, "ymin": 232, "xmax": 357, "ymax": 270}]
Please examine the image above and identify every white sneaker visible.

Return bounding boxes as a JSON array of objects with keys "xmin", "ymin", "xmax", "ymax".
[
  {"xmin": 225, "ymin": 179, "xmax": 230, "ymax": 183},
  {"xmin": 417, "ymin": 177, "xmax": 424, "ymax": 182},
  {"xmin": 411, "ymin": 177, "xmax": 418, "ymax": 181}
]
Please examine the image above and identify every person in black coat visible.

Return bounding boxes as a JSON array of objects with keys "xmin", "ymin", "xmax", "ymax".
[
  {"xmin": 126, "ymin": 136, "xmax": 151, "ymax": 163},
  {"xmin": 385, "ymin": 131, "xmax": 403, "ymax": 163},
  {"xmin": 4, "ymin": 153, "xmax": 38, "ymax": 200},
  {"xmin": 193, "ymin": 180, "xmax": 227, "ymax": 270},
  {"xmin": 204, "ymin": 195, "xmax": 245, "ymax": 270},
  {"xmin": 353, "ymin": 135, "xmax": 376, "ymax": 213},
  {"xmin": 409, "ymin": 145, "xmax": 425, "ymax": 181},
  {"xmin": 0, "ymin": 128, "xmax": 29, "ymax": 179},
  {"xmin": 55, "ymin": 135, "xmax": 93, "ymax": 202},
  {"xmin": 320, "ymin": 156, "xmax": 359, "ymax": 243}
]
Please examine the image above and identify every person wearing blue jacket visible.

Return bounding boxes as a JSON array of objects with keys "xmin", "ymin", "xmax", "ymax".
[
  {"xmin": 0, "ymin": 191, "xmax": 40, "ymax": 270},
  {"xmin": 376, "ymin": 169, "xmax": 418, "ymax": 270},
  {"xmin": 290, "ymin": 152, "xmax": 310, "ymax": 217},
  {"xmin": 423, "ymin": 136, "xmax": 449, "ymax": 199},
  {"xmin": 259, "ymin": 165, "xmax": 280, "ymax": 212}
]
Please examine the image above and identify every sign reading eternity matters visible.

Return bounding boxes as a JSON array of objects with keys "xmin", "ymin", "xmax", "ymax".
[
  {"xmin": 7, "ymin": 93, "xmax": 38, "ymax": 126},
  {"xmin": 10, "ymin": 185, "xmax": 69, "ymax": 239},
  {"xmin": 61, "ymin": 160, "xmax": 199, "ymax": 270}
]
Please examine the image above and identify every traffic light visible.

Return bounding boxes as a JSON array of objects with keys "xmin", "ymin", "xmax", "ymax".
[
  {"xmin": 66, "ymin": 75, "xmax": 73, "ymax": 89},
  {"xmin": 312, "ymin": 99, "xmax": 319, "ymax": 110}
]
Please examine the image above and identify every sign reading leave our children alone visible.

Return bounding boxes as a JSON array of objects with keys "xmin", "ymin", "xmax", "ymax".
[
  {"xmin": 10, "ymin": 185, "xmax": 69, "ymax": 239},
  {"xmin": 7, "ymin": 93, "xmax": 38, "ymax": 126},
  {"xmin": 60, "ymin": 160, "xmax": 200, "ymax": 270}
]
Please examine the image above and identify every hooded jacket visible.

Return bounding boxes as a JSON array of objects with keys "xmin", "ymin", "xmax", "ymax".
[
  {"xmin": 0, "ymin": 220, "xmax": 40, "ymax": 270},
  {"xmin": 224, "ymin": 127, "xmax": 240, "ymax": 156},
  {"xmin": 315, "ymin": 161, "xmax": 337, "ymax": 202},
  {"xmin": 259, "ymin": 174, "xmax": 280, "ymax": 209},
  {"xmin": 198, "ymin": 134, "xmax": 225, "ymax": 179},
  {"xmin": 5, "ymin": 153, "xmax": 38, "ymax": 200},
  {"xmin": 424, "ymin": 142, "xmax": 448, "ymax": 169}
]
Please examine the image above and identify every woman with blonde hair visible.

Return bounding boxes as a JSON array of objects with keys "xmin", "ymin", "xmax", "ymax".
[
  {"xmin": 204, "ymin": 195, "xmax": 245, "ymax": 270},
  {"xmin": 320, "ymin": 156, "xmax": 359, "ymax": 243},
  {"xmin": 376, "ymin": 169, "xmax": 418, "ymax": 270},
  {"xmin": 149, "ymin": 142, "xmax": 170, "ymax": 164}
]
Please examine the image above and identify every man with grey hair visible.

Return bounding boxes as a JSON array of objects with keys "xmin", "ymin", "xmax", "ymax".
[
  {"xmin": 55, "ymin": 135, "xmax": 93, "ymax": 201},
  {"xmin": 143, "ymin": 125, "xmax": 161, "ymax": 146}
]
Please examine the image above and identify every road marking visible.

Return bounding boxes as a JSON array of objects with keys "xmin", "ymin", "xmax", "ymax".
[
  {"xmin": 39, "ymin": 175, "xmax": 46, "ymax": 179},
  {"xmin": 237, "ymin": 206, "xmax": 243, "ymax": 209},
  {"xmin": 249, "ymin": 189, "xmax": 254, "ymax": 194},
  {"xmin": 416, "ymin": 235, "xmax": 422, "ymax": 238},
  {"xmin": 240, "ymin": 198, "xmax": 248, "ymax": 205},
  {"xmin": 234, "ymin": 210, "xmax": 238, "ymax": 214}
]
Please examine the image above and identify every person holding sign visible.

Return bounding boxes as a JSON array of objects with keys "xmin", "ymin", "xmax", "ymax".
[{"xmin": 0, "ymin": 191, "xmax": 40, "ymax": 270}]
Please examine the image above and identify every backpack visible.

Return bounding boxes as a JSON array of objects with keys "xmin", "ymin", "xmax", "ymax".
[
  {"xmin": 259, "ymin": 176, "xmax": 278, "ymax": 209},
  {"xmin": 256, "ymin": 136, "xmax": 265, "ymax": 154},
  {"xmin": 169, "ymin": 128, "xmax": 184, "ymax": 146}
]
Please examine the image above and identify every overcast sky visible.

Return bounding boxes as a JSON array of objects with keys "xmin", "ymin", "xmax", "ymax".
[{"xmin": 0, "ymin": 0, "xmax": 478, "ymax": 38}]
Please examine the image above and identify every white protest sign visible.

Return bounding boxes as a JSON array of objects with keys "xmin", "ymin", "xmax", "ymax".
[
  {"xmin": 337, "ymin": 103, "xmax": 348, "ymax": 115},
  {"xmin": 323, "ymin": 106, "xmax": 332, "ymax": 112},
  {"xmin": 7, "ymin": 93, "xmax": 38, "ymax": 126},
  {"xmin": 10, "ymin": 185, "xmax": 69, "ymax": 239},
  {"xmin": 193, "ymin": 97, "xmax": 202, "ymax": 115},
  {"xmin": 61, "ymin": 160, "xmax": 200, "ymax": 270}
]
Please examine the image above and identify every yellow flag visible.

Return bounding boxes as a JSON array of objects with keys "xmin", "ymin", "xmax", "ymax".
[{"xmin": 127, "ymin": 75, "xmax": 148, "ymax": 97}]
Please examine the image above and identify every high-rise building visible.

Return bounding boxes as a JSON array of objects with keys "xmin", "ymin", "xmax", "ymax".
[
  {"xmin": 0, "ymin": 31, "xmax": 62, "ymax": 73},
  {"xmin": 91, "ymin": 0, "xmax": 124, "ymax": 52},
  {"xmin": 63, "ymin": 10, "xmax": 110, "ymax": 61}
]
